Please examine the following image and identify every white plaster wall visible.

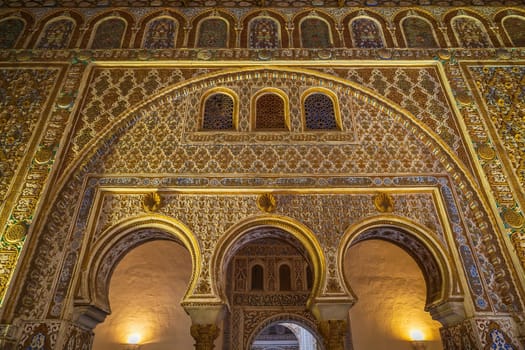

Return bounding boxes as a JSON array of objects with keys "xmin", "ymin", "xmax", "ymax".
[
  {"xmin": 344, "ymin": 240, "xmax": 443, "ymax": 350},
  {"xmin": 92, "ymin": 240, "xmax": 194, "ymax": 350}
]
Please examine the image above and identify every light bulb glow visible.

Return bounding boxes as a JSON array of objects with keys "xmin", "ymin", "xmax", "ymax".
[
  {"xmin": 127, "ymin": 333, "xmax": 141, "ymax": 344},
  {"xmin": 409, "ymin": 329, "xmax": 424, "ymax": 341}
]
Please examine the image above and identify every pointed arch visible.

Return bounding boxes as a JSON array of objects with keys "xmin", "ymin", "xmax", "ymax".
[
  {"xmin": 502, "ymin": 15, "xmax": 525, "ymax": 47},
  {"xmin": 200, "ymin": 87, "xmax": 238, "ymax": 131},
  {"xmin": 241, "ymin": 9, "xmax": 288, "ymax": 48},
  {"xmin": 248, "ymin": 15, "xmax": 282, "ymax": 49},
  {"xmin": 342, "ymin": 10, "xmax": 393, "ymax": 48},
  {"xmin": 30, "ymin": 11, "xmax": 84, "ymax": 49},
  {"xmin": 35, "ymin": 17, "xmax": 76, "ymax": 49},
  {"xmin": 189, "ymin": 10, "xmax": 236, "ymax": 49}
]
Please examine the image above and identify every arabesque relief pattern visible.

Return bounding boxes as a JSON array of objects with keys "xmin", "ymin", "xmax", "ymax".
[
  {"xmin": 0, "ymin": 68, "xmax": 60, "ymax": 205},
  {"xmin": 8, "ymin": 65, "xmax": 524, "ymax": 343},
  {"xmin": 0, "ymin": 4, "xmax": 524, "ymax": 350},
  {"xmin": 469, "ymin": 66, "xmax": 525, "ymax": 192}
]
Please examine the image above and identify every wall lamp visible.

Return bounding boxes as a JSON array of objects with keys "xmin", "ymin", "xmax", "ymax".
[{"xmin": 410, "ymin": 329, "xmax": 427, "ymax": 350}]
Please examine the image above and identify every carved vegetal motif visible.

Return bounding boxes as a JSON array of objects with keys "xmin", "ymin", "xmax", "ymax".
[
  {"xmin": 142, "ymin": 192, "xmax": 162, "ymax": 213},
  {"xmin": 256, "ymin": 193, "xmax": 277, "ymax": 213},
  {"xmin": 190, "ymin": 324, "xmax": 219, "ymax": 350},
  {"xmin": 18, "ymin": 322, "xmax": 61, "ymax": 350},
  {"xmin": 373, "ymin": 192, "xmax": 394, "ymax": 213}
]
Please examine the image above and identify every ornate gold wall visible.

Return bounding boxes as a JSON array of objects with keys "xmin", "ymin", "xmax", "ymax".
[{"xmin": 0, "ymin": 4, "xmax": 524, "ymax": 350}]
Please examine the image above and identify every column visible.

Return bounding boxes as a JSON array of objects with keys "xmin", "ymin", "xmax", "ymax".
[
  {"xmin": 318, "ymin": 320, "xmax": 348, "ymax": 350},
  {"xmin": 190, "ymin": 324, "xmax": 219, "ymax": 350},
  {"xmin": 183, "ymin": 302, "xmax": 225, "ymax": 350}
]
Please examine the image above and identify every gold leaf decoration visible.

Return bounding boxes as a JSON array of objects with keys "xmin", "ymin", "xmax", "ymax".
[
  {"xmin": 502, "ymin": 207, "xmax": 525, "ymax": 229},
  {"xmin": 438, "ymin": 49, "xmax": 451, "ymax": 60},
  {"xmin": 143, "ymin": 192, "xmax": 162, "ymax": 213},
  {"xmin": 477, "ymin": 143, "xmax": 495, "ymax": 160},
  {"xmin": 4, "ymin": 222, "xmax": 27, "ymax": 243},
  {"xmin": 456, "ymin": 91, "xmax": 472, "ymax": 106},
  {"xmin": 257, "ymin": 193, "xmax": 277, "ymax": 213},
  {"xmin": 34, "ymin": 146, "xmax": 53, "ymax": 164},
  {"xmin": 373, "ymin": 192, "xmax": 394, "ymax": 213},
  {"xmin": 56, "ymin": 95, "xmax": 75, "ymax": 109}
]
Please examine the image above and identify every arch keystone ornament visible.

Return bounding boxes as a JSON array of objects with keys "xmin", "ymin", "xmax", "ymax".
[
  {"xmin": 373, "ymin": 192, "xmax": 394, "ymax": 213},
  {"xmin": 142, "ymin": 192, "xmax": 162, "ymax": 213},
  {"xmin": 256, "ymin": 193, "xmax": 277, "ymax": 213}
]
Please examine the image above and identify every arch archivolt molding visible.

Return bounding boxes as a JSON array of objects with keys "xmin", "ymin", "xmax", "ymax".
[
  {"xmin": 339, "ymin": 216, "xmax": 460, "ymax": 311},
  {"xmin": 245, "ymin": 313, "xmax": 323, "ymax": 350},
  {"xmin": 10, "ymin": 65, "xmax": 525, "ymax": 325},
  {"xmin": 75, "ymin": 214, "xmax": 201, "ymax": 316}
]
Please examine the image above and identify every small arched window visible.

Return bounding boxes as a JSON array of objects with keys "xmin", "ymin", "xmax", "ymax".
[
  {"xmin": 249, "ymin": 16, "xmax": 281, "ymax": 49},
  {"xmin": 0, "ymin": 18, "xmax": 25, "ymax": 49},
  {"xmin": 202, "ymin": 92, "xmax": 235, "ymax": 130},
  {"xmin": 304, "ymin": 92, "xmax": 339, "ymax": 130},
  {"xmin": 350, "ymin": 17, "xmax": 384, "ymax": 48},
  {"xmin": 251, "ymin": 264, "xmax": 264, "ymax": 290},
  {"xmin": 253, "ymin": 90, "xmax": 289, "ymax": 131},
  {"xmin": 36, "ymin": 18, "xmax": 75, "ymax": 49},
  {"xmin": 90, "ymin": 17, "xmax": 126, "ymax": 49},
  {"xmin": 451, "ymin": 16, "xmax": 492, "ymax": 48},
  {"xmin": 279, "ymin": 264, "xmax": 292, "ymax": 291},
  {"xmin": 401, "ymin": 16, "xmax": 438, "ymax": 48},
  {"xmin": 196, "ymin": 17, "xmax": 228, "ymax": 48},
  {"xmin": 306, "ymin": 265, "xmax": 313, "ymax": 290},
  {"xmin": 502, "ymin": 16, "xmax": 525, "ymax": 47},
  {"xmin": 143, "ymin": 17, "xmax": 177, "ymax": 49},
  {"xmin": 300, "ymin": 17, "xmax": 332, "ymax": 48}
]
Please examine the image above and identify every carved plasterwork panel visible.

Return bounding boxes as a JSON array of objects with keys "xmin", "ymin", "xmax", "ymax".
[
  {"xmin": 0, "ymin": 67, "xmax": 61, "ymax": 206},
  {"xmin": 10, "ymin": 65, "xmax": 524, "ymax": 332},
  {"xmin": 468, "ymin": 65, "xmax": 525, "ymax": 192},
  {"xmin": 95, "ymin": 69, "xmax": 443, "ymax": 176},
  {"xmin": 340, "ymin": 66, "xmax": 474, "ymax": 173},
  {"xmin": 65, "ymin": 67, "xmax": 215, "ymax": 166}
]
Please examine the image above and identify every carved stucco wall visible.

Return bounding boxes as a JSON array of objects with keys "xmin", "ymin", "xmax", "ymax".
[{"xmin": 0, "ymin": 6, "xmax": 524, "ymax": 350}]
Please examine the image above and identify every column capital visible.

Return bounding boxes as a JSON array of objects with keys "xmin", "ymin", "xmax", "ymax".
[
  {"xmin": 190, "ymin": 323, "xmax": 219, "ymax": 350},
  {"xmin": 182, "ymin": 301, "xmax": 226, "ymax": 325}
]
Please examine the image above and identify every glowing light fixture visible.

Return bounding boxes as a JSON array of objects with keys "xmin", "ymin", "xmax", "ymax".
[
  {"xmin": 126, "ymin": 333, "xmax": 142, "ymax": 350},
  {"xmin": 409, "ymin": 329, "xmax": 426, "ymax": 350}
]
